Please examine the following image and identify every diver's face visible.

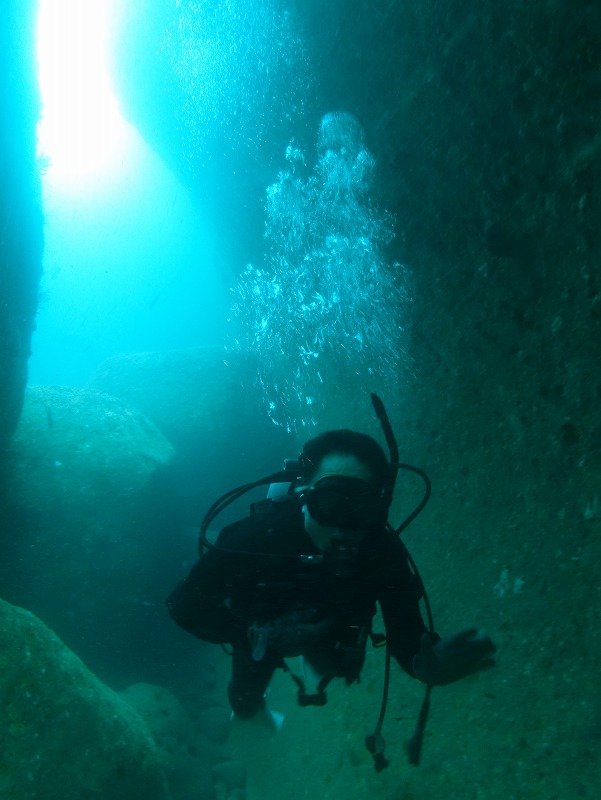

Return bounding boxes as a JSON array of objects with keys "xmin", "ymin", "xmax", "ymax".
[{"xmin": 302, "ymin": 453, "xmax": 375, "ymax": 553}]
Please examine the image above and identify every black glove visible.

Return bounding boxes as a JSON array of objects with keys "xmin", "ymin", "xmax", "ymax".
[
  {"xmin": 248, "ymin": 611, "xmax": 336, "ymax": 661},
  {"xmin": 412, "ymin": 628, "xmax": 497, "ymax": 686}
]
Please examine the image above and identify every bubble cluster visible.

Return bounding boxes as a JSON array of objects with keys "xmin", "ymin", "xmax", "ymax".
[
  {"xmin": 161, "ymin": 0, "xmax": 310, "ymax": 165},
  {"xmin": 231, "ymin": 112, "xmax": 412, "ymax": 433}
]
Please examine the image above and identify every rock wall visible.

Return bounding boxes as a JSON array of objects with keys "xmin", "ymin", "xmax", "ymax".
[
  {"xmin": 0, "ymin": 0, "xmax": 44, "ymax": 448},
  {"xmin": 288, "ymin": 3, "xmax": 601, "ymax": 798}
]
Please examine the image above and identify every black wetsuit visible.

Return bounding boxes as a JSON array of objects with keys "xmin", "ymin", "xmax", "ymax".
[{"xmin": 167, "ymin": 496, "xmax": 429, "ymax": 717}]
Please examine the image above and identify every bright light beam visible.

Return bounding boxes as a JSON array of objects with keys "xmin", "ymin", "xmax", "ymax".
[{"xmin": 36, "ymin": 0, "xmax": 128, "ymax": 186}]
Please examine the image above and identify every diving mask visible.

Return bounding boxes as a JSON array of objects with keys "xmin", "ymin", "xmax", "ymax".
[{"xmin": 301, "ymin": 475, "xmax": 389, "ymax": 531}]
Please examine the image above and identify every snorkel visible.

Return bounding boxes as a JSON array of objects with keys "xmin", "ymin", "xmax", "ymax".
[{"xmin": 371, "ymin": 392, "xmax": 399, "ymax": 507}]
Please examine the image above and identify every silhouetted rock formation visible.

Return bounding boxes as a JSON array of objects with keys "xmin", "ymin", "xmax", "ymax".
[{"xmin": 0, "ymin": 1, "xmax": 44, "ymax": 448}]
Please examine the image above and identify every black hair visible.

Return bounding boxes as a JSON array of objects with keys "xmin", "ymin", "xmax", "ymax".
[{"xmin": 301, "ymin": 429, "xmax": 389, "ymax": 488}]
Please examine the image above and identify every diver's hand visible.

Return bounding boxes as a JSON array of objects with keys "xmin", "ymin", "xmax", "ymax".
[
  {"xmin": 412, "ymin": 628, "xmax": 497, "ymax": 686},
  {"xmin": 248, "ymin": 612, "xmax": 336, "ymax": 660}
]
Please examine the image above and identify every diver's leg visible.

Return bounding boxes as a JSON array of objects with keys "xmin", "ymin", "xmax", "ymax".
[{"xmin": 228, "ymin": 647, "xmax": 278, "ymax": 719}]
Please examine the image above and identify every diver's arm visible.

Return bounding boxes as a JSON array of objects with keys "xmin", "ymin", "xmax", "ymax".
[
  {"xmin": 378, "ymin": 561, "xmax": 497, "ymax": 684},
  {"xmin": 379, "ymin": 568, "xmax": 497, "ymax": 684},
  {"xmin": 377, "ymin": 546, "xmax": 433, "ymax": 676},
  {"xmin": 379, "ymin": 582, "xmax": 432, "ymax": 676},
  {"xmin": 166, "ymin": 549, "xmax": 247, "ymax": 645},
  {"xmin": 412, "ymin": 629, "xmax": 497, "ymax": 685}
]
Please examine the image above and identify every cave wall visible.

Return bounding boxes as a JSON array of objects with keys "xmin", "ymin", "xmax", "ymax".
[
  {"xmin": 297, "ymin": 3, "xmax": 601, "ymax": 793},
  {"xmin": 299, "ymin": 0, "xmax": 601, "ymax": 564},
  {"xmin": 0, "ymin": 0, "xmax": 43, "ymax": 450},
  {"xmin": 302, "ymin": 1, "xmax": 601, "ymax": 468}
]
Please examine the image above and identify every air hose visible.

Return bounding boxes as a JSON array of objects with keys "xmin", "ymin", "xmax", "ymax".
[{"xmin": 365, "ymin": 395, "xmax": 435, "ymax": 770}]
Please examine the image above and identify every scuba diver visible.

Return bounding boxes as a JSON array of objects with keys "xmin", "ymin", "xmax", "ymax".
[{"xmin": 167, "ymin": 396, "xmax": 496, "ymax": 768}]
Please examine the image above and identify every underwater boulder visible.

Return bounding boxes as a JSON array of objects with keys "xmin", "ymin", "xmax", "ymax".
[
  {"xmin": 120, "ymin": 683, "xmax": 196, "ymax": 755},
  {"xmin": 0, "ymin": 597, "xmax": 171, "ymax": 800},
  {"xmin": 120, "ymin": 683, "xmax": 233, "ymax": 800},
  {"xmin": 0, "ymin": 385, "xmax": 184, "ymax": 685},
  {"xmin": 87, "ymin": 346, "xmax": 294, "ymax": 522}
]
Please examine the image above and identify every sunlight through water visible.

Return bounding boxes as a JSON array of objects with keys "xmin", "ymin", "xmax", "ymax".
[
  {"xmin": 36, "ymin": 0, "xmax": 128, "ymax": 186},
  {"xmin": 30, "ymin": 0, "xmax": 229, "ymax": 387}
]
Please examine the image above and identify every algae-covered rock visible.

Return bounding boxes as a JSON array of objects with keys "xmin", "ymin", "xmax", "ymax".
[
  {"xmin": 120, "ymin": 683, "xmax": 195, "ymax": 754},
  {"xmin": 10, "ymin": 384, "xmax": 174, "ymax": 503},
  {"xmin": 0, "ymin": 597, "xmax": 171, "ymax": 800},
  {"xmin": 88, "ymin": 346, "xmax": 291, "ymax": 454},
  {"xmin": 87, "ymin": 346, "xmax": 294, "ymax": 518},
  {"xmin": 119, "ymin": 683, "xmax": 223, "ymax": 800}
]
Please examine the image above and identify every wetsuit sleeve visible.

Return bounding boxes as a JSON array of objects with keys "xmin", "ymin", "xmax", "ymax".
[
  {"xmin": 377, "ymin": 544, "xmax": 432, "ymax": 677},
  {"xmin": 166, "ymin": 522, "xmax": 252, "ymax": 645}
]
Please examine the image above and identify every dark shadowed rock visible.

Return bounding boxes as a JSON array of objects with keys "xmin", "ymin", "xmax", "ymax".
[
  {"xmin": 0, "ymin": 1, "xmax": 44, "ymax": 449},
  {"xmin": 0, "ymin": 386, "xmax": 182, "ymax": 684}
]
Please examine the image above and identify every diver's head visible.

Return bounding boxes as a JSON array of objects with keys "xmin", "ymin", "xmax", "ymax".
[
  {"xmin": 301, "ymin": 429, "xmax": 389, "ymax": 487},
  {"xmin": 299, "ymin": 430, "xmax": 390, "ymax": 556}
]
